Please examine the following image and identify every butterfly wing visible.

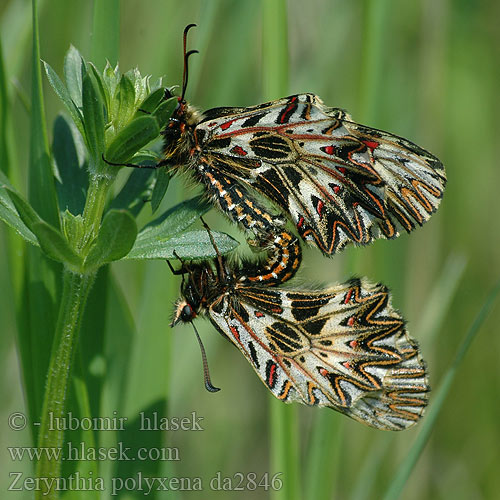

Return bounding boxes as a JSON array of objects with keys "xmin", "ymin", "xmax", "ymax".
[
  {"xmin": 207, "ymin": 278, "xmax": 428, "ymax": 431},
  {"xmin": 197, "ymin": 93, "xmax": 446, "ymax": 254}
]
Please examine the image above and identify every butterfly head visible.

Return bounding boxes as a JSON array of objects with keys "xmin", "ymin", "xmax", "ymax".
[
  {"xmin": 170, "ymin": 262, "xmax": 215, "ymax": 327},
  {"xmin": 171, "ymin": 299, "xmax": 197, "ymax": 326},
  {"xmin": 162, "ymin": 88, "xmax": 201, "ymax": 165}
]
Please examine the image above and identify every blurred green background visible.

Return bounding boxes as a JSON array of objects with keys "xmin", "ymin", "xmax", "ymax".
[{"xmin": 1, "ymin": 0, "xmax": 499, "ymax": 499}]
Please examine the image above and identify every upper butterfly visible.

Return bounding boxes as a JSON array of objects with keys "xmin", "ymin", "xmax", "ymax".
[{"xmin": 161, "ymin": 27, "xmax": 446, "ymax": 256}]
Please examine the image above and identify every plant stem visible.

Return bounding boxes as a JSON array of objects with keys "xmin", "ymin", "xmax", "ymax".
[
  {"xmin": 34, "ymin": 269, "xmax": 95, "ymax": 499},
  {"xmin": 81, "ymin": 173, "xmax": 114, "ymax": 249},
  {"xmin": 34, "ymin": 171, "xmax": 112, "ymax": 499}
]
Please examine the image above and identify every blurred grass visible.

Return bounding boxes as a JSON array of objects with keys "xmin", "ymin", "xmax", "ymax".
[
  {"xmin": 262, "ymin": 4, "xmax": 301, "ymax": 500},
  {"xmin": 1, "ymin": 0, "xmax": 500, "ymax": 499}
]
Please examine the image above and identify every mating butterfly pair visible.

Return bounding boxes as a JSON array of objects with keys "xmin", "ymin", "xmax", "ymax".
[{"xmin": 163, "ymin": 25, "xmax": 445, "ymax": 430}]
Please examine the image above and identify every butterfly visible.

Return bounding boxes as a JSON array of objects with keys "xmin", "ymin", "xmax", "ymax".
[
  {"xmin": 161, "ymin": 25, "xmax": 446, "ymax": 271},
  {"xmin": 170, "ymin": 236, "xmax": 429, "ymax": 431}
]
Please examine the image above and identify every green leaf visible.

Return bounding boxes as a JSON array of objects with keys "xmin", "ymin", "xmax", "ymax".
[
  {"xmin": 62, "ymin": 211, "xmax": 84, "ymax": 244},
  {"xmin": 151, "ymin": 96, "xmax": 177, "ymax": 129},
  {"xmin": 5, "ymin": 186, "xmax": 44, "ymax": 233},
  {"xmin": 63, "ymin": 45, "xmax": 84, "ymax": 108},
  {"xmin": 139, "ymin": 195, "xmax": 211, "ymax": 241},
  {"xmin": 0, "ymin": 180, "xmax": 38, "ymax": 245},
  {"xmin": 126, "ymin": 228, "xmax": 238, "ymax": 260},
  {"xmin": 43, "ymin": 60, "xmax": 84, "ymax": 137},
  {"xmin": 84, "ymin": 209, "xmax": 138, "ymax": 270},
  {"xmin": 105, "ymin": 115, "xmax": 160, "ymax": 164},
  {"xmin": 130, "ymin": 69, "xmax": 150, "ymax": 108},
  {"xmin": 5, "ymin": 185, "xmax": 82, "ymax": 266},
  {"xmin": 31, "ymin": 221, "xmax": 82, "ymax": 267},
  {"xmin": 129, "ymin": 151, "xmax": 159, "ymax": 164},
  {"xmin": 53, "ymin": 114, "xmax": 88, "ymax": 216},
  {"xmin": 102, "ymin": 61, "xmax": 120, "ymax": 106},
  {"xmin": 150, "ymin": 168, "xmax": 170, "ymax": 213},
  {"xmin": 136, "ymin": 87, "xmax": 165, "ymax": 115},
  {"xmin": 114, "ymin": 73, "xmax": 136, "ymax": 130},
  {"xmin": 87, "ymin": 62, "xmax": 110, "ymax": 119},
  {"xmin": 82, "ymin": 71, "xmax": 106, "ymax": 163},
  {"xmin": 109, "ymin": 168, "xmax": 155, "ymax": 217},
  {"xmin": 5, "ymin": 186, "xmax": 81, "ymax": 267}
]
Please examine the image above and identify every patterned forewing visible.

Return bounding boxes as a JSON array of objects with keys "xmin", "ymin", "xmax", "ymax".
[
  {"xmin": 208, "ymin": 278, "xmax": 428, "ymax": 430},
  {"xmin": 197, "ymin": 93, "xmax": 446, "ymax": 255}
]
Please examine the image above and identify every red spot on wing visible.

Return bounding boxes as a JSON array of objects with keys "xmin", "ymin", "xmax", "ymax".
[
  {"xmin": 343, "ymin": 361, "xmax": 352, "ymax": 370},
  {"xmin": 349, "ymin": 340, "xmax": 359, "ymax": 349},
  {"xmin": 268, "ymin": 363, "xmax": 277, "ymax": 387},
  {"xmin": 220, "ymin": 119, "xmax": 235, "ymax": 131},
  {"xmin": 322, "ymin": 145, "xmax": 335, "ymax": 155},
  {"xmin": 280, "ymin": 96, "xmax": 298, "ymax": 124},
  {"xmin": 255, "ymin": 311, "xmax": 265, "ymax": 318},
  {"xmin": 347, "ymin": 316, "xmax": 355, "ymax": 327},
  {"xmin": 230, "ymin": 325, "xmax": 240, "ymax": 342},
  {"xmin": 297, "ymin": 216, "xmax": 305, "ymax": 229},
  {"xmin": 333, "ymin": 185, "xmax": 340, "ymax": 194},
  {"xmin": 337, "ymin": 167, "xmax": 346, "ymax": 174},
  {"xmin": 319, "ymin": 368, "xmax": 329, "ymax": 377},
  {"xmin": 363, "ymin": 140, "xmax": 380, "ymax": 151},
  {"xmin": 231, "ymin": 145, "xmax": 247, "ymax": 156},
  {"xmin": 271, "ymin": 306, "xmax": 284, "ymax": 314},
  {"xmin": 316, "ymin": 200, "xmax": 324, "ymax": 217},
  {"xmin": 344, "ymin": 289, "xmax": 353, "ymax": 304}
]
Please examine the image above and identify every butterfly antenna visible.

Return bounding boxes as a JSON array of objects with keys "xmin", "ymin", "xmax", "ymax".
[
  {"xmin": 200, "ymin": 216, "xmax": 226, "ymax": 280},
  {"xmin": 181, "ymin": 24, "xmax": 198, "ymax": 101},
  {"xmin": 191, "ymin": 322, "xmax": 220, "ymax": 393}
]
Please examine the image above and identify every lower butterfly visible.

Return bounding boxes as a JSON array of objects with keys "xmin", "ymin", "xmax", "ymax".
[{"xmin": 171, "ymin": 249, "xmax": 429, "ymax": 431}]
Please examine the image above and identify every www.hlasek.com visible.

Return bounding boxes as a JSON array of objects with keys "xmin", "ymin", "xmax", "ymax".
[
  {"xmin": 8, "ymin": 471, "xmax": 284, "ymax": 495},
  {"xmin": 8, "ymin": 441, "xmax": 180, "ymax": 462}
]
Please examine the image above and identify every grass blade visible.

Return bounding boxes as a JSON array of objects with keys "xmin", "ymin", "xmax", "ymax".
[
  {"xmin": 383, "ymin": 279, "xmax": 500, "ymax": 500},
  {"xmin": 415, "ymin": 253, "xmax": 467, "ymax": 342},
  {"xmin": 0, "ymin": 36, "xmax": 9, "ymax": 175},
  {"xmin": 304, "ymin": 411, "xmax": 344, "ymax": 499},
  {"xmin": 20, "ymin": 0, "xmax": 62, "ymax": 437},
  {"xmin": 262, "ymin": 0, "xmax": 289, "ymax": 100},
  {"xmin": 29, "ymin": 0, "xmax": 60, "ymax": 228},
  {"xmin": 358, "ymin": 0, "xmax": 391, "ymax": 123},
  {"xmin": 90, "ymin": 0, "xmax": 120, "ymax": 70},
  {"xmin": 261, "ymin": 2, "xmax": 301, "ymax": 500}
]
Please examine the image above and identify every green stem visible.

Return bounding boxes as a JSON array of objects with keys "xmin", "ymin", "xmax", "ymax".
[
  {"xmin": 81, "ymin": 174, "xmax": 114, "ymax": 248},
  {"xmin": 34, "ymin": 171, "xmax": 112, "ymax": 498},
  {"xmin": 35, "ymin": 269, "xmax": 96, "ymax": 500}
]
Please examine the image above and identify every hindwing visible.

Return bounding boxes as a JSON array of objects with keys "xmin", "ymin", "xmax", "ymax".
[{"xmin": 207, "ymin": 277, "xmax": 428, "ymax": 431}]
